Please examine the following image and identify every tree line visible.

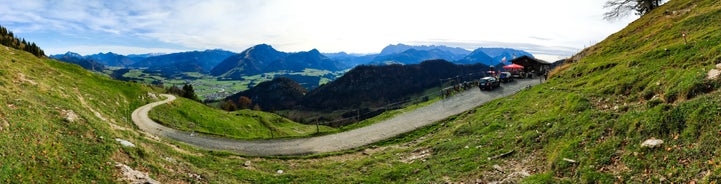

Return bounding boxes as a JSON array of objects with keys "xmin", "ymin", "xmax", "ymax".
[
  {"xmin": 0, "ymin": 25, "xmax": 45, "ymax": 57},
  {"xmin": 166, "ymin": 84, "xmax": 201, "ymax": 102}
]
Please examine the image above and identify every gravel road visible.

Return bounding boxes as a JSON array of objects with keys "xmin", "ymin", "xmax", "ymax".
[{"xmin": 132, "ymin": 79, "xmax": 541, "ymax": 156}]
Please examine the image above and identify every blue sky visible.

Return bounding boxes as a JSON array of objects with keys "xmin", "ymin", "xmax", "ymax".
[{"xmin": 0, "ymin": 0, "xmax": 637, "ymax": 60}]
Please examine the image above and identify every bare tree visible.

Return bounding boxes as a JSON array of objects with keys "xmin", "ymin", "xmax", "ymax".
[{"xmin": 604, "ymin": 0, "xmax": 664, "ymax": 20}]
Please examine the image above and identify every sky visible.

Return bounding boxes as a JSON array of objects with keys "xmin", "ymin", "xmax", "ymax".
[{"xmin": 0, "ymin": 0, "xmax": 638, "ymax": 60}]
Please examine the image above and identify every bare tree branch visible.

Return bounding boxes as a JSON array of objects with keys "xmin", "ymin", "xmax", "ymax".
[
  {"xmin": 603, "ymin": 0, "xmax": 666, "ymax": 21},
  {"xmin": 604, "ymin": 0, "xmax": 635, "ymax": 21}
]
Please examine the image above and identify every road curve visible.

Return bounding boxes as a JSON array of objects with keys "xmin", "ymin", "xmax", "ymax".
[{"xmin": 132, "ymin": 79, "xmax": 541, "ymax": 156}]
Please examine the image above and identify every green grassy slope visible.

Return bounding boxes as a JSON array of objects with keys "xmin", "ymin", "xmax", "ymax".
[
  {"xmin": 149, "ymin": 97, "xmax": 337, "ymax": 139},
  {"xmin": 0, "ymin": 45, "xmax": 157, "ymax": 182},
  {"xmin": 462, "ymin": 0, "xmax": 721, "ymax": 182}
]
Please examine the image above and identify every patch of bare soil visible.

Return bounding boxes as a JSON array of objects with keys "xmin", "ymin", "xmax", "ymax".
[
  {"xmin": 400, "ymin": 148, "xmax": 432, "ymax": 164},
  {"xmin": 15, "ymin": 73, "xmax": 37, "ymax": 85},
  {"xmin": 465, "ymin": 151, "xmax": 544, "ymax": 184}
]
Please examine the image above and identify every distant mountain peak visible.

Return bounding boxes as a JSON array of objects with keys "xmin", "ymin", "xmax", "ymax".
[
  {"xmin": 60, "ymin": 51, "xmax": 82, "ymax": 57},
  {"xmin": 378, "ymin": 43, "xmax": 470, "ymax": 58},
  {"xmin": 251, "ymin": 44, "xmax": 274, "ymax": 50},
  {"xmin": 211, "ymin": 44, "xmax": 346, "ymax": 79},
  {"xmin": 308, "ymin": 48, "xmax": 320, "ymax": 54}
]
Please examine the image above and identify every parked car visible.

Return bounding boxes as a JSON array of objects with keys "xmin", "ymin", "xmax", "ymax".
[
  {"xmin": 499, "ymin": 72, "xmax": 513, "ymax": 83},
  {"xmin": 479, "ymin": 77, "xmax": 500, "ymax": 90}
]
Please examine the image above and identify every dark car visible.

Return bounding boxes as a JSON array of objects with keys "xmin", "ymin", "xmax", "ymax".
[
  {"xmin": 479, "ymin": 77, "xmax": 500, "ymax": 90},
  {"xmin": 499, "ymin": 72, "xmax": 513, "ymax": 83}
]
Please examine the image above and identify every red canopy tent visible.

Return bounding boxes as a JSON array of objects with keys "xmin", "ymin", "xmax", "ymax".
[{"xmin": 503, "ymin": 63, "xmax": 524, "ymax": 69}]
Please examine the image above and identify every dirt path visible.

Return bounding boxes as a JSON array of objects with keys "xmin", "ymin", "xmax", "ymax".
[{"xmin": 132, "ymin": 79, "xmax": 541, "ymax": 156}]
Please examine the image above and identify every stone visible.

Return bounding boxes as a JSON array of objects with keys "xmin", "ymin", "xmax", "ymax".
[
  {"xmin": 244, "ymin": 160, "xmax": 252, "ymax": 167},
  {"xmin": 61, "ymin": 109, "xmax": 79, "ymax": 123},
  {"xmin": 716, "ymin": 63, "xmax": 721, "ymax": 69},
  {"xmin": 707, "ymin": 69, "xmax": 721, "ymax": 80},
  {"xmin": 0, "ymin": 118, "xmax": 9, "ymax": 131},
  {"xmin": 563, "ymin": 158, "xmax": 577, "ymax": 163},
  {"xmin": 115, "ymin": 138, "xmax": 136, "ymax": 147},
  {"xmin": 188, "ymin": 173, "xmax": 202, "ymax": 180},
  {"xmin": 492, "ymin": 164, "xmax": 503, "ymax": 173},
  {"xmin": 276, "ymin": 170, "xmax": 284, "ymax": 174},
  {"xmin": 641, "ymin": 138, "xmax": 664, "ymax": 148},
  {"xmin": 147, "ymin": 93, "xmax": 159, "ymax": 100},
  {"xmin": 116, "ymin": 162, "xmax": 159, "ymax": 184}
]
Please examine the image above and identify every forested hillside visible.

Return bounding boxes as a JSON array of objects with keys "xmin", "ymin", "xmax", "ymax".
[{"xmin": 0, "ymin": 25, "xmax": 44, "ymax": 57}]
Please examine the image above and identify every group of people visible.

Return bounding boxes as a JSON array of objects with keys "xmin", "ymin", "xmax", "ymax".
[
  {"xmin": 508, "ymin": 69, "xmax": 549, "ymax": 81},
  {"xmin": 441, "ymin": 80, "xmax": 478, "ymax": 98}
]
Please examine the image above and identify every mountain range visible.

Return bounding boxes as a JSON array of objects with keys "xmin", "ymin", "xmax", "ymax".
[
  {"xmin": 53, "ymin": 44, "xmax": 537, "ymax": 80},
  {"xmin": 210, "ymin": 44, "xmax": 348, "ymax": 80},
  {"xmin": 369, "ymin": 48, "xmax": 460, "ymax": 65},
  {"xmin": 322, "ymin": 52, "xmax": 376, "ymax": 67},
  {"xmin": 362, "ymin": 44, "xmax": 533, "ymax": 66},
  {"xmin": 49, "ymin": 52, "xmax": 106, "ymax": 71},
  {"xmin": 87, "ymin": 52, "xmax": 143, "ymax": 67},
  {"xmin": 378, "ymin": 43, "xmax": 471, "ymax": 56},
  {"xmin": 131, "ymin": 49, "xmax": 236, "ymax": 76}
]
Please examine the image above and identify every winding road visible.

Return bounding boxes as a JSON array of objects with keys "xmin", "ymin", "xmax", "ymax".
[{"xmin": 132, "ymin": 79, "xmax": 541, "ymax": 156}]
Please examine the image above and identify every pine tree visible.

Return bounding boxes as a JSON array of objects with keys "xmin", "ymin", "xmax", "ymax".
[
  {"xmin": 0, "ymin": 25, "xmax": 45, "ymax": 57},
  {"xmin": 182, "ymin": 84, "xmax": 201, "ymax": 102}
]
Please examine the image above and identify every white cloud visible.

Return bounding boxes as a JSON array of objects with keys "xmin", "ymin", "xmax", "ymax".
[{"xmin": 0, "ymin": 0, "xmax": 638, "ymax": 55}]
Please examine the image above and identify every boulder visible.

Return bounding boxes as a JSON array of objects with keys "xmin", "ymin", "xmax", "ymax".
[
  {"xmin": 61, "ymin": 109, "xmax": 79, "ymax": 123},
  {"xmin": 116, "ymin": 162, "xmax": 159, "ymax": 184},
  {"xmin": 147, "ymin": 93, "xmax": 159, "ymax": 101},
  {"xmin": 115, "ymin": 138, "xmax": 136, "ymax": 147},
  {"xmin": 641, "ymin": 138, "xmax": 664, "ymax": 148},
  {"xmin": 707, "ymin": 69, "xmax": 721, "ymax": 80}
]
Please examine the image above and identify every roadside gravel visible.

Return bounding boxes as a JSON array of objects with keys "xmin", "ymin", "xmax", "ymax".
[{"xmin": 132, "ymin": 79, "xmax": 541, "ymax": 156}]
